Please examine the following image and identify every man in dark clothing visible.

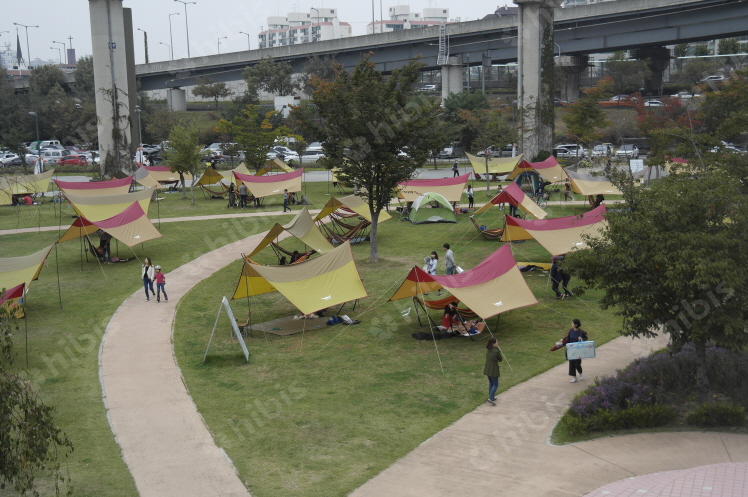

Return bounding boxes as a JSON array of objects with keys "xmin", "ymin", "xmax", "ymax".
[
  {"xmin": 550, "ymin": 255, "xmax": 572, "ymax": 299},
  {"xmin": 452, "ymin": 161, "xmax": 459, "ymax": 177}
]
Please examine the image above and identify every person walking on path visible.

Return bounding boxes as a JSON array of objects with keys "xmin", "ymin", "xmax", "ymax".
[
  {"xmin": 452, "ymin": 160, "xmax": 459, "ymax": 177},
  {"xmin": 467, "ymin": 185, "xmax": 474, "ymax": 209},
  {"xmin": 483, "ymin": 337, "xmax": 502, "ymax": 405},
  {"xmin": 141, "ymin": 257, "xmax": 155, "ymax": 302},
  {"xmin": 283, "ymin": 189, "xmax": 291, "ymax": 212},
  {"xmin": 567, "ymin": 318, "xmax": 587, "ymax": 383},
  {"xmin": 154, "ymin": 265, "xmax": 168, "ymax": 303},
  {"xmin": 238, "ymin": 183, "xmax": 248, "ymax": 209},
  {"xmin": 443, "ymin": 243, "xmax": 456, "ymax": 275}
]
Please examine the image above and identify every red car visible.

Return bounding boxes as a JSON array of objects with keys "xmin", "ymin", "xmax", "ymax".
[{"xmin": 57, "ymin": 155, "xmax": 89, "ymax": 166}]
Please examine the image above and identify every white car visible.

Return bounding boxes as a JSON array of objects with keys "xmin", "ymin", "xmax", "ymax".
[
  {"xmin": 591, "ymin": 144, "xmax": 613, "ymax": 157},
  {"xmin": 268, "ymin": 146, "xmax": 300, "ymax": 163},
  {"xmin": 554, "ymin": 144, "xmax": 587, "ymax": 158},
  {"xmin": 675, "ymin": 92, "xmax": 703, "ymax": 100},
  {"xmin": 305, "ymin": 142, "xmax": 324, "ymax": 153},
  {"xmin": 700, "ymin": 75, "xmax": 727, "ymax": 82},
  {"xmin": 644, "ymin": 100, "xmax": 663, "ymax": 107},
  {"xmin": 0, "ymin": 153, "xmax": 19, "ymax": 165},
  {"xmin": 616, "ymin": 145, "xmax": 639, "ymax": 158},
  {"xmin": 417, "ymin": 84, "xmax": 437, "ymax": 92},
  {"xmin": 302, "ymin": 150, "xmax": 325, "ymax": 161}
]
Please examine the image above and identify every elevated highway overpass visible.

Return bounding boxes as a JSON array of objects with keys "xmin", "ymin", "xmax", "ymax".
[{"xmin": 135, "ymin": 0, "xmax": 748, "ymax": 91}]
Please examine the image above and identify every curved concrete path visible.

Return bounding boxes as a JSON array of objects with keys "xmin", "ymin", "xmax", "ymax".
[
  {"xmin": 349, "ymin": 333, "xmax": 748, "ymax": 497},
  {"xmin": 99, "ymin": 221, "xmax": 289, "ymax": 496}
]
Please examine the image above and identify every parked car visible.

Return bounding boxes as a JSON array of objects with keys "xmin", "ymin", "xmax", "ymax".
[
  {"xmin": 4, "ymin": 157, "xmax": 25, "ymax": 167},
  {"xmin": 476, "ymin": 145, "xmax": 515, "ymax": 158},
  {"xmin": 675, "ymin": 92, "xmax": 703, "ymax": 100},
  {"xmin": 42, "ymin": 149, "xmax": 67, "ymax": 164},
  {"xmin": 0, "ymin": 153, "xmax": 19, "ymax": 165},
  {"xmin": 302, "ymin": 150, "xmax": 326, "ymax": 161},
  {"xmin": 644, "ymin": 100, "xmax": 663, "ymax": 107},
  {"xmin": 554, "ymin": 98, "xmax": 570, "ymax": 107},
  {"xmin": 417, "ymin": 84, "xmax": 437, "ymax": 92},
  {"xmin": 305, "ymin": 141, "xmax": 324, "ymax": 153},
  {"xmin": 609, "ymin": 95, "xmax": 630, "ymax": 102},
  {"xmin": 57, "ymin": 155, "xmax": 89, "ymax": 166},
  {"xmin": 615, "ymin": 144, "xmax": 639, "ymax": 159},
  {"xmin": 591, "ymin": 144, "xmax": 613, "ymax": 157},
  {"xmin": 438, "ymin": 146, "xmax": 454, "ymax": 159},
  {"xmin": 268, "ymin": 146, "xmax": 300, "ymax": 163},
  {"xmin": 554, "ymin": 144, "xmax": 587, "ymax": 158}
]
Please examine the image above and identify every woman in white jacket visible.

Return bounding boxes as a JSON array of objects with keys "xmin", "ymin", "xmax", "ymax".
[{"xmin": 141, "ymin": 257, "xmax": 155, "ymax": 301}]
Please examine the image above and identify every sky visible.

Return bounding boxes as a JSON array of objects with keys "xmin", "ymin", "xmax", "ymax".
[{"xmin": 2, "ymin": 0, "xmax": 512, "ymax": 66}]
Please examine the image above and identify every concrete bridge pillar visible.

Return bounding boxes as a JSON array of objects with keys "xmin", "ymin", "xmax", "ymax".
[
  {"xmin": 441, "ymin": 56, "xmax": 465, "ymax": 100},
  {"xmin": 88, "ymin": 0, "xmax": 136, "ymax": 176},
  {"xmin": 515, "ymin": 0, "xmax": 562, "ymax": 161},
  {"xmin": 637, "ymin": 47, "xmax": 671, "ymax": 92},
  {"xmin": 556, "ymin": 55, "xmax": 589, "ymax": 102},
  {"xmin": 167, "ymin": 88, "xmax": 187, "ymax": 111}
]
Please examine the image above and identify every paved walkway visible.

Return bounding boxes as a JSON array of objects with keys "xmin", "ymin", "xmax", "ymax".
[
  {"xmin": 349, "ymin": 332, "xmax": 748, "ymax": 497},
  {"xmin": 99, "ymin": 219, "xmax": 289, "ymax": 496}
]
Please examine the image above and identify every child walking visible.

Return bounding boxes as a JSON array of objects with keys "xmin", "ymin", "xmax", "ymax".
[{"xmin": 154, "ymin": 265, "xmax": 168, "ymax": 303}]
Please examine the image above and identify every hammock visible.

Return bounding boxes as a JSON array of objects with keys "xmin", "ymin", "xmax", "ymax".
[
  {"xmin": 269, "ymin": 242, "xmax": 316, "ymax": 265},
  {"xmin": 470, "ymin": 215, "xmax": 504, "ymax": 241},
  {"xmin": 318, "ymin": 219, "xmax": 370, "ymax": 245},
  {"xmin": 199, "ymin": 183, "xmax": 229, "ymax": 199}
]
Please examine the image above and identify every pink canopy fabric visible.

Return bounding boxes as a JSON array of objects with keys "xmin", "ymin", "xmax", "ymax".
[
  {"xmin": 397, "ymin": 173, "xmax": 470, "ymax": 202},
  {"xmin": 233, "ymin": 169, "xmax": 303, "ymax": 198},
  {"xmin": 92, "ymin": 202, "xmax": 162, "ymax": 247},
  {"xmin": 54, "ymin": 176, "xmax": 133, "ymax": 196},
  {"xmin": 474, "ymin": 182, "xmax": 547, "ymax": 219}
]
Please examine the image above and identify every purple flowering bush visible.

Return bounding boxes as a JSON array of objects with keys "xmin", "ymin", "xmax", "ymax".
[{"xmin": 560, "ymin": 344, "xmax": 748, "ymax": 436}]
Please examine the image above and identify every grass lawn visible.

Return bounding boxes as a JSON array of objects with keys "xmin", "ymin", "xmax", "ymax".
[
  {"xmin": 173, "ymin": 202, "xmax": 622, "ymax": 497},
  {"xmin": 1, "ymin": 174, "xmax": 618, "ymax": 495}
]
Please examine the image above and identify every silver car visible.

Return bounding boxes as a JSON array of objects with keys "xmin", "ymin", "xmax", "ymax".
[{"xmin": 615, "ymin": 145, "xmax": 639, "ymax": 159}]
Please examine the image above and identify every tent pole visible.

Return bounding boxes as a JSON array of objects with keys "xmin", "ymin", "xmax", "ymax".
[
  {"xmin": 54, "ymin": 243, "xmax": 63, "ymax": 309},
  {"xmin": 79, "ymin": 226, "xmax": 84, "ymax": 271},
  {"xmin": 24, "ymin": 296, "xmax": 29, "ymax": 368}
]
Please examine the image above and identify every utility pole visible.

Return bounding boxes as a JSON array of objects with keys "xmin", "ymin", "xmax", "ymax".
[{"xmin": 137, "ymin": 28, "xmax": 149, "ymax": 63}]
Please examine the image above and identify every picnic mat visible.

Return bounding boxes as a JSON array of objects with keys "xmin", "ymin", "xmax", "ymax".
[{"xmin": 248, "ymin": 315, "xmax": 329, "ymax": 336}]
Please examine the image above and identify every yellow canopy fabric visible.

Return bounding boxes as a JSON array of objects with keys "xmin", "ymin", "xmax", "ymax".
[
  {"xmin": 507, "ymin": 156, "xmax": 567, "ymax": 183},
  {"xmin": 233, "ymin": 169, "xmax": 303, "ymax": 198},
  {"xmin": 246, "ymin": 207, "xmax": 335, "ymax": 258},
  {"xmin": 54, "ymin": 176, "xmax": 133, "ymax": 197},
  {"xmin": 313, "ymin": 195, "xmax": 392, "ymax": 223},
  {"xmin": 94, "ymin": 202, "xmax": 162, "ymax": 247},
  {"xmin": 220, "ymin": 163, "xmax": 253, "ymax": 185},
  {"xmin": 0, "ymin": 170, "xmax": 54, "ymax": 203},
  {"xmin": 232, "ymin": 241, "xmax": 368, "ymax": 315},
  {"xmin": 57, "ymin": 217, "xmax": 102, "ymax": 244},
  {"xmin": 195, "ymin": 166, "xmax": 228, "ymax": 187},
  {"xmin": 64, "ymin": 187, "xmax": 154, "ymax": 222},
  {"xmin": 566, "ymin": 170, "xmax": 622, "ymax": 196},
  {"xmin": 133, "ymin": 166, "xmax": 161, "ymax": 189},
  {"xmin": 396, "ymin": 174, "xmax": 470, "ymax": 203},
  {"xmin": 465, "ymin": 153, "xmax": 523, "ymax": 175},
  {"xmin": 256, "ymin": 158, "xmax": 294, "ymax": 176},
  {"xmin": 0, "ymin": 245, "xmax": 54, "ymax": 293}
]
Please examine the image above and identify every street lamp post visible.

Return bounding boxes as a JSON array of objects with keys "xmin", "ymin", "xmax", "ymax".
[
  {"xmin": 174, "ymin": 0, "xmax": 196, "ymax": 58},
  {"xmin": 50, "ymin": 47, "xmax": 62, "ymax": 65},
  {"xmin": 13, "ymin": 23, "xmax": 39, "ymax": 68},
  {"xmin": 310, "ymin": 8, "xmax": 320, "ymax": 41},
  {"xmin": 135, "ymin": 106, "xmax": 142, "ymax": 148},
  {"xmin": 52, "ymin": 41, "xmax": 66, "ymax": 64},
  {"xmin": 28, "ymin": 112, "xmax": 41, "ymax": 173},
  {"xmin": 217, "ymin": 36, "xmax": 227, "ymax": 54},
  {"xmin": 159, "ymin": 42, "xmax": 171, "ymax": 59},
  {"xmin": 137, "ymin": 28, "xmax": 149, "ymax": 63},
  {"xmin": 239, "ymin": 31, "xmax": 251, "ymax": 50},
  {"xmin": 168, "ymin": 13, "xmax": 180, "ymax": 60}
]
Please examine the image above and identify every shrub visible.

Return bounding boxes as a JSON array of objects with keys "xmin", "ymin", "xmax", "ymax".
[
  {"xmin": 569, "ymin": 377, "xmax": 655, "ymax": 417},
  {"xmin": 562, "ymin": 405, "xmax": 677, "ymax": 436},
  {"xmin": 686, "ymin": 403, "xmax": 746, "ymax": 427}
]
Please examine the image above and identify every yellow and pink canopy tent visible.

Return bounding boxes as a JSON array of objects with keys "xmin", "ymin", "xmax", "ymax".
[
  {"xmin": 396, "ymin": 173, "xmax": 470, "ymax": 203},
  {"xmin": 233, "ymin": 168, "xmax": 303, "ymax": 199},
  {"xmin": 245, "ymin": 207, "xmax": 334, "ymax": 260},
  {"xmin": 507, "ymin": 155, "xmax": 568, "ymax": 183},
  {"xmin": 389, "ymin": 244, "xmax": 537, "ymax": 320},
  {"xmin": 502, "ymin": 204, "xmax": 608, "ymax": 255},
  {"xmin": 54, "ymin": 176, "xmax": 133, "ymax": 197},
  {"xmin": 0, "ymin": 245, "xmax": 54, "ymax": 298},
  {"xmin": 0, "ymin": 170, "xmax": 55, "ymax": 205},
  {"xmin": 314, "ymin": 195, "xmax": 392, "ymax": 224},
  {"xmin": 134, "ymin": 165, "xmax": 193, "ymax": 189},
  {"xmin": 474, "ymin": 182, "xmax": 547, "ymax": 219},
  {"xmin": 256, "ymin": 157, "xmax": 294, "ymax": 176},
  {"xmin": 63, "ymin": 187, "xmax": 154, "ymax": 222},
  {"xmin": 465, "ymin": 153, "xmax": 524, "ymax": 177},
  {"xmin": 565, "ymin": 170, "xmax": 622, "ymax": 196},
  {"xmin": 0, "ymin": 283, "xmax": 25, "ymax": 319},
  {"xmin": 232, "ymin": 241, "xmax": 368, "ymax": 316},
  {"xmin": 219, "ymin": 163, "xmax": 253, "ymax": 186}
]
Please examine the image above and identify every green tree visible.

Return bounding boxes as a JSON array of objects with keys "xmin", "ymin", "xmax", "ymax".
[
  {"xmin": 28, "ymin": 65, "xmax": 66, "ymax": 96},
  {"xmin": 216, "ymin": 106, "xmax": 291, "ymax": 170},
  {"xmin": 242, "ymin": 57, "xmax": 299, "ymax": 96},
  {"xmin": 718, "ymin": 38, "xmax": 740, "ymax": 55},
  {"xmin": 564, "ymin": 158, "xmax": 748, "ymax": 403},
  {"xmin": 305, "ymin": 54, "xmax": 440, "ymax": 262},
  {"xmin": 144, "ymin": 108, "xmax": 180, "ymax": 144},
  {"xmin": 604, "ymin": 51, "xmax": 652, "ymax": 97},
  {"xmin": 441, "ymin": 91, "xmax": 490, "ymax": 151},
  {"xmin": 676, "ymin": 59, "xmax": 721, "ymax": 87},
  {"xmin": 694, "ymin": 43, "xmax": 711, "ymax": 56},
  {"xmin": 1, "ymin": 290, "xmax": 73, "ymax": 496},
  {"xmin": 163, "ymin": 122, "xmax": 202, "ymax": 203},
  {"xmin": 73, "ymin": 55, "xmax": 95, "ymax": 101},
  {"xmin": 561, "ymin": 77, "xmax": 612, "ymax": 148},
  {"xmin": 673, "ymin": 43, "xmax": 689, "ymax": 70},
  {"xmin": 300, "ymin": 54, "xmax": 338, "ymax": 96},
  {"xmin": 697, "ymin": 68, "xmax": 748, "ymax": 141},
  {"xmin": 442, "ymin": 90, "xmax": 489, "ymax": 122},
  {"xmin": 221, "ymin": 91, "xmax": 260, "ymax": 122},
  {"xmin": 191, "ymin": 77, "xmax": 234, "ymax": 110}
]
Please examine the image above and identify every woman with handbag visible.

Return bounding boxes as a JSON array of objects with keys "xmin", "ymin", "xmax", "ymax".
[{"xmin": 567, "ymin": 318, "xmax": 588, "ymax": 383}]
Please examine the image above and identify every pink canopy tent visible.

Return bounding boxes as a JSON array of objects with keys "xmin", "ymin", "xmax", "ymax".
[
  {"xmin": 233, "ymin": 168, "xmax": 303, "ymax": 198},
  {"xmin": 54, "ymin": 176, "xmax": 133, "ymax": 196},
  {"xmin": 396, "ymin": 173, "xmax": 470, "ymax": 203}
]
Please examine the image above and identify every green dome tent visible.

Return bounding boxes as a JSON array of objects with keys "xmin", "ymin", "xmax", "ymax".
[{"xmin": 410, "ymin": 192, "xmax": 457, "ymax": 224}]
